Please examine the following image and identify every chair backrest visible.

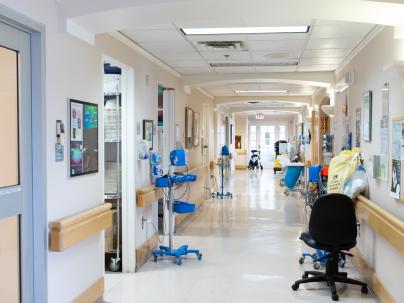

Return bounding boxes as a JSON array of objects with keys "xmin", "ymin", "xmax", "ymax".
[{"xmin": 309, "ymin": 193, "xmax": 357, "ymax": 246}]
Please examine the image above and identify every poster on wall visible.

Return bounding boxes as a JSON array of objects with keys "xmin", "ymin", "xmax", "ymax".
[
  {"xmin": 355, "ymin": 108, "xmax": 361, "ymax": 148},
  {"xmin": 143, "ymin": 120, "xmax": 154, "ymax": 150},
  {"xmin": 363, "ymin": 91, "xmax": 372, "ymax": 142},
  {"xmin": 70, "ymin": 99, "xmax": 99, "ymax": 177},
  {"xmin": 391, "ymin": 159, "xmax": 401, "ymax": 199},
  {"xmin": 185, "ymin": 107, "xmax": 193, "ymax": 148}
]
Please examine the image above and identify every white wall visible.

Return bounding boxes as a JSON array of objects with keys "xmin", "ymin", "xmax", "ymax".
[
  {"xmin": 336, "ymin": 26, "xmax": 404, "ymax": 302},
  {"xmin": 0, "ymin": 1, "xmax": 216, "ymax": 301}
]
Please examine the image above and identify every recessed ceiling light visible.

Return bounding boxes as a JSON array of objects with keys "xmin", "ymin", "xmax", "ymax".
[
  {"xmin": 235, "ymin": 90, "xmax": 288, "ymax": 94},
  {"xmin": 181, "ymin": 26, "xmax": 309, "ymax": 35}
]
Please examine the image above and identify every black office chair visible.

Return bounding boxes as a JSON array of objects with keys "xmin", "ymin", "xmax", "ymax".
[{"xmin": 291, "ymin": 193, "xmax": 368, "ymax": 301}]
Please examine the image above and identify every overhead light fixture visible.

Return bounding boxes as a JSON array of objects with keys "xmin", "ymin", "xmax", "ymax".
[
  {"xmin": 181, "ymin": 26, "xmax": 309, "ymax": 35},
  {"xmin": 210, "ymin": 62, "xmax": 298, "ymax": 67},
  {"xmin": 235, "ymin": 90, "xmax": 288, "ymax": 94}
]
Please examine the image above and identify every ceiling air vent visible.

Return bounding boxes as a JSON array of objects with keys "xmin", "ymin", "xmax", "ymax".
[
  {"xmin": 197, "ymin": 41, "xmax": 248, "ymax": 51},
  {"xmin": 247, "ymin": 101, "xmax": 261, "ymax": 105},
  {"xmin": 210, "ymin": 62, "xmax": 298, "ymax": 68}
]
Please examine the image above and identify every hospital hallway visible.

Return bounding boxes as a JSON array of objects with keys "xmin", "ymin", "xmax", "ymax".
[{"xmin": 104, "ymin": 170, "xmax": 377, "ymax": 303}]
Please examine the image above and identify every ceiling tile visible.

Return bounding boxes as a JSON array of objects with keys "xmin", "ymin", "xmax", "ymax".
[
  {"xmin": 249, "ymin": 39, "xmax": 306, "ymax": 51},
  {"xmin": 175, "ymin": 19, "xmax": 244, "ymax": 29},
  {"xmin": 122, "ymin": 29, "xmax": 184, "ymax": 42},
  {"xmin": 139, "ymin": 40, "xmax": 195, "ymax": 52},
  {"xmin": 305, "ymin": 37, "xmax": 362, "ymax": 49},
  {"xmin": 252, "ymin": 50, "xmax": 301, "ymax": 61},
  {"xmin": 311, "ymin": 23, "xmax": 375, "ymax": 39},
  {"xmin": 299, "ymin": 57, "xmax": 343, "ymax": 66},
  {"xmin": 200, "ymin": 51, "xmax": 251, "ymax": 60},
  {"xmin": 166, "ymin": 60, "xmax": 209, "ymax": 67},
  {"xmin": 302, "ymin": 48, "xmax": 350, "ymax": 58},
  {"xmin": 175, "ymin": 67, "xmax": 214, "ymax": 74},
  {"xmin": 152, "ymin": 51, "xmax": 202, "ymax": 61},
  {"xmin": 255, "ymin": 66, "xmax": 298, "ymax": 72}
]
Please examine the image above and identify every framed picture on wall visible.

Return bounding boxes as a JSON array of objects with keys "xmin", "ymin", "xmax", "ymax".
[
  {"xmin": 143, "ymin": 119, "xmax": 154, "ymax": 150},
  {"xmin": 69, "ymin": 99, "xmax": 99, "ymax": 177},
  {"xmin": 235, "ymin": 135, "xmax": 241, "ymax": 149},
  {"xmin": 193, "ymin": 111, "xmax": 200, "ymax": 147},
  {"xmin": 185, "ymin": 107, "xmax": 193, "ymax": 148},
  {"xmin": 363, "ymin": 91, "xmax": 372, "ymax": 142}
]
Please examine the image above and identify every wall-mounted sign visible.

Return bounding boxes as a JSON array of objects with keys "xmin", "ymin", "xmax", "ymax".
[{"xmin": 256, "ymin": 113, "xmax": 264, "ymax": 120}]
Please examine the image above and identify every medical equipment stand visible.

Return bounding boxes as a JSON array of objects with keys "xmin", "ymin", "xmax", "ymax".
[
  {"xmin": 152, "ymin": 150, "xmax": 203, "ymax": 265},
  {"xmin": 215, "ymin": 145, "xmax": 233, "ymax": 199}
]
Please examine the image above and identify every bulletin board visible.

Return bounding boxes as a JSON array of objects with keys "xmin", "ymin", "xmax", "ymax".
[
  {"xmin": 69, "ymin": 99, "xmax": 99, "ymax": 177},
  {"xmin": 391, "ymin": 116, "xmax": 404, "ymax": 202}
]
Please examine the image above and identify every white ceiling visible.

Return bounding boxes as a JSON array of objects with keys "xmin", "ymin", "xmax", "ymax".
[{"xmin": 121, "ymin": 19, "xmax": 376, "ymax": 75}]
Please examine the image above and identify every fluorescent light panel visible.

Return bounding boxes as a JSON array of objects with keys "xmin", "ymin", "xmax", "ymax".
[
  {"xmin": 181, "ymin": 26, "xmax": 309, "ymax": 35},
  {"xmin": 235, "ymin": 90, "xmax": 288, "ymax": 94}
]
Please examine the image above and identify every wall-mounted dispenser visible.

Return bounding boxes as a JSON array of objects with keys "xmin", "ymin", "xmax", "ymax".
[
  {"xmin": 55, "ymin": 120, "xmax": 65, "ymax": 162},
  {"xmin": 150, "ymin": 152, "xmax": 162, "ymax": 183}
]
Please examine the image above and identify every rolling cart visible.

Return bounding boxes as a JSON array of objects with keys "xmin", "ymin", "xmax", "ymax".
[{"xmin": 152, "ymin": 149, "xmax": 203, "ymax": 265}]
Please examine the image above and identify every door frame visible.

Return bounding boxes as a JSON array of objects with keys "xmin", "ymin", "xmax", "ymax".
[
  {"xmin": 0, "ymin": 6, "xmax": 47, "ymax": 303},
  {"xmin": 102, "ymin": 55, "xmax": 137, "ymax": 273}
]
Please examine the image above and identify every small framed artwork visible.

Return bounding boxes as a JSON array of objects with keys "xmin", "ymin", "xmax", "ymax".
[
  {"xmin": 185, "ymin": 107, "xmax": 193, "ymax": 148},
  {"xmin": 363, "ymin": 91, "xmax": 372, "ymax": 142},
  {"xmin": 193, "ymin": 111, "xmax": 200, "ymax": 147},
  {"xmin": 143, "ymin": 119, "xmax": 154, "ymax": 150},
  {"xmin": 235, "ymin": 135, "xmax": 241, "ymax": 149}
]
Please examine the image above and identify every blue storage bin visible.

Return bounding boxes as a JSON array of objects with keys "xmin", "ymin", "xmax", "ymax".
[
  {"xmin": 172, "ymin": 174, "xmax": 197, "ymax": 183},
  {"xmin": 309, "ymin": 165, "xmax": 322, "ymax": 182},
  {"xmin": 155, "ymin": 176, "xmax": 170, "ymax": 188},
  {"xmin": 173, "ymin": 201, "xmax": 195, "ymax": 214}
]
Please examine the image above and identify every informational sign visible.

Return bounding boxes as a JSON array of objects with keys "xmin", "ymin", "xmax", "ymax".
[{"xmin": 69, "ymin": 99, "xmax": 99, "ymax": 177}]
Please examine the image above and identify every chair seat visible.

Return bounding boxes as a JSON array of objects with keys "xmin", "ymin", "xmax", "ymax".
[{"xmin": 300, "ymin": 232, "xmax": 356, "ymax": 252}]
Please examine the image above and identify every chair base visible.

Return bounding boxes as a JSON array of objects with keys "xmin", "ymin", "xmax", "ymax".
[{"xmin": 292, "ymin": 253, "xmax": 368, "ymax": 301}]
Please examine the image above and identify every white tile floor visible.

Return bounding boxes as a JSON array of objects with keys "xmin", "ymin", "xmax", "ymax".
[{"xmin": 104, "ymin": 170, "xmax": 378, "ymax": 303}]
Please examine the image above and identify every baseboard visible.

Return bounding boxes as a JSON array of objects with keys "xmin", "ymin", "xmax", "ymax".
[
  {"xmin": 135, "ymin": 232, "xmax": 159, "ymax": 270},
  {"xmin": 72, "ymin": 277, "xmax": 104, "ymax": 303},
  {"xmin": 351, "ymin": 248, "xmax": 397, "ymax": 303}
]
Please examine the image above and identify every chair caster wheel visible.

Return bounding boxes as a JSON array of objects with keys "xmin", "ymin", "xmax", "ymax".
[
  {"xmin": 361, "ymin": 286, "xmax": 369, "ymax": 294},
  {"xmin": 197, "ymin": 253, "xmax": 202, "ymax": 261},
  {"xmin": 339, "ymin": 260, "xmax": 346, "ymax": 268},
  {"xmin": 153, "ymin": 255, "xmax": 158, "ymax": 262},
  {"xmin": 299, "ymin": 257, "xmax": 305, "ymax": 265},
  {"xmin": 176, "ymin": 258, "xmax": 182, "ymax": 266},
  {"xmin": 302, "ymin": 273, "xmax": 308, "ymax": 279},
  {"xmin": 291, "ymin": 283, "xmax": 299, "ymax": 291},
  {"xmin": 332, "ymin": 293, "xmax": 339, "ymax": 301},
  {"xmin": 313, "ymin": 262, "xmax": 321, "ymax": 270}
]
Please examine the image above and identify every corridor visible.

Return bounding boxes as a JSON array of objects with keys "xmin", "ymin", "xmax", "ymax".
[{"xmin": 104, "ymin": 170, "xmax": 377, "ymax": 303}]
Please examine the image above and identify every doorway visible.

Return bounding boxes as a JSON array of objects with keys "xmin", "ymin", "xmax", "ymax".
[
  {"xmin": 103, "ymin": 58, "xmax": 136, "ymax": 273},
  {"xmin": 0, "ymin": 21, "xmax": 33, "ymax": 302},
  {"xmin": 249, "ymin": 123, "xmax": 288, "ymax": 168}
]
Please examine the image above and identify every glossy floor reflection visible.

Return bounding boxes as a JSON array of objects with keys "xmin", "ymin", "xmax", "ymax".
[{"xmin": 104, "ymin": 170, "xmax": 378, "ymax": 303}]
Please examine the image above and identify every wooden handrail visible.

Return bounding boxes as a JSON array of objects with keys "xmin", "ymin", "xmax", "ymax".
[
  {"xmin": 49, "ymin": 203, "xmax": 113, "ymax": 252},
  {"xmin": 356, "ymin": 195, "xmax": 404, "ymax": 254},
  {"xmin": 137, "ymin": 186, "xmax": 163, "ymax": 208}
]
